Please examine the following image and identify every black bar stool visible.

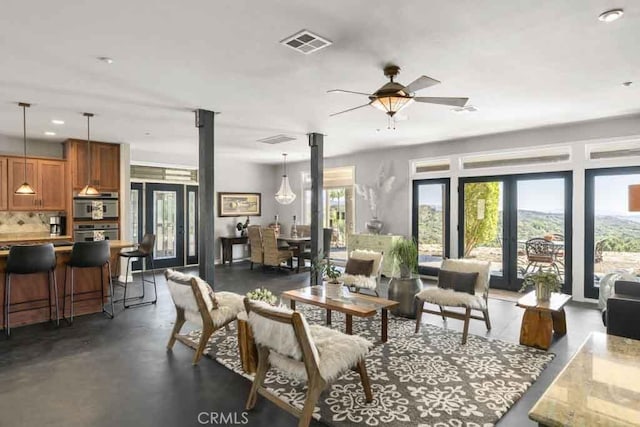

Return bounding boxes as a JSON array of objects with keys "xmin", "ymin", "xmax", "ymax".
[
  {"xmin": 119, "ymin": 233, "xmax": 157, "ymax": 308},
  {"xmin": 4, "ymin": 243, "xmax": 58, "ymax": 337},
  {"xmin": 63, "ymin": 240, "xmax": 115, "ymax": 323}
]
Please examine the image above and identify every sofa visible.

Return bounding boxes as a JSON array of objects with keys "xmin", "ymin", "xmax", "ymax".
[{"xmin": 605, "ymin": 280, "xmax": 640, "ymax": 340}]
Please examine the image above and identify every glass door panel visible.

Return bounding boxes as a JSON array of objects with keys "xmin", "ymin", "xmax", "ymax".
[
  {"xmin": 186, "ymin": 185, "xmax": 198, "ymax": 265},
  {"xmin": 130, "ymin": 182, "xmax": 144, "ymax": 271},
  {"xmin": 412, "ymin": 179, "xmax": 450, "ymax": 276},
  {"xmin": 145, "ymin": 183, "xmax": 184, "ymax": 269},
  {"xmin": 516, "ymin": 177, "xmax": 568, "ymax": 287},
  {"xmin": 461, "ymin": 180, "xmax": 506, "ymax": 285},
  {"xmin": 585, "ymin": 168, "xmax": 640, "ymax": 299}
]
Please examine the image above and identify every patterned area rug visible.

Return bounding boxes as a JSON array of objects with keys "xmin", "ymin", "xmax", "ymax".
[{"xmin": 186, "ymin": 307, "xmax": 554, "ymax": 426}]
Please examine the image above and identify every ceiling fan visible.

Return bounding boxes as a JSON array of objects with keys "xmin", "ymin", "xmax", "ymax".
[{"xmin": 328, "ymin": 64, "xmax": 469, "ymax": 119}]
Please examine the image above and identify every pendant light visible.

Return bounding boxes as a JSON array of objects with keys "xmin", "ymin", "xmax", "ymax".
[
  {"xmin": 15, "ymin": 102, "xmax": 36, "ymax": 195},
  {"xmin": 275, "ymin": 153, "xmax": 296, "ymax": 205},
  {"xmin": 78, "ymin": 112, "xmax": 99, "ymax": 196}
]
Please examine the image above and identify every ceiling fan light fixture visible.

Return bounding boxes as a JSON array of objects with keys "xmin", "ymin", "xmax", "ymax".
[
  {"xmin": 370, "ymin": 96, "xmax": 414, "ymax": 116},
  {"xmin": 78, "ymin": 112, "xmax": 99, "ymax": 197},
  {"xmin": 79, "ymin": 184, "xmax": 100, "ymax": 197},
  {"xmin": 275, "ymin": 153, "xmax": 296, "ymax": 205}
]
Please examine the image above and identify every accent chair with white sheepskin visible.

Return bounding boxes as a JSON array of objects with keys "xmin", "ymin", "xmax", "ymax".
[
  {"xmin": 339, "ymin": 249, "xmax": 384, "ymax": 296},
  {"xmin": 165, "ymin": 269, "xmax": 244, "ymax": 364},
  {"xmin": 244, "ymin": 298, "xmax": 373, "ymax": 427},
  {"xmin": 415, "ymin": 259, "xmax": 492, "ymax": 344}
]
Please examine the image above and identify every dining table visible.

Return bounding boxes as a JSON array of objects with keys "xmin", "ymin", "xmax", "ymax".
[{"xmin": 278, "ymin": 235, "xmax": 311, "ymax": 272}]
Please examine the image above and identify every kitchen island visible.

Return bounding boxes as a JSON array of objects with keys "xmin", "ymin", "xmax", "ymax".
[{"xmin": 1, "ymin": 240, "xmax": 133, "ymax": 329}]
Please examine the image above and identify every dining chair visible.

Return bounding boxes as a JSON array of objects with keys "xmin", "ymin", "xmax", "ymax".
[
  {"xmin": 247, "ymin": 225, "xmax": 264, "ymax": 270},
  {"xmin": 262, "ymin": 228, "xmax": 293, "ymax": 270}
]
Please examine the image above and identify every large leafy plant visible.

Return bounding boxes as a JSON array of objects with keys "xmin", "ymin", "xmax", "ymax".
[{"xmin": 389, "ymin": 237, "xmax": 418, "ymax": 278}]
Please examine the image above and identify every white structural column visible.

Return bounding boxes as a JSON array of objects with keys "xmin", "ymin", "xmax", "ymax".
[{"xmin": 197, "ymin": 109, "xmax": 216, "ymax": 285}]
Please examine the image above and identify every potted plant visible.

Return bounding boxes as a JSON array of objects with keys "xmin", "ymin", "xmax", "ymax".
[
  {"xmin": 520, "ymin": 268, "xmax": 562, "ymax": 301},
  {"xmin": 246, "ymin": 287, "xmax": 278, "ymax": 305},
  {"xmin": 315, "ymin": 257, "xmax": 344, "ymax": 298},
  {"xmin": 388, "ymin": 238, "xmax": 423, "ymax": 318}
]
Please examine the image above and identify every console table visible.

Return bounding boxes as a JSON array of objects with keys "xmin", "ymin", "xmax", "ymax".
[
  {"xmin": 220, "ymin": 236, "xmax": 248, "ymax": 265},
  {"xmin": 347, "ymin": 233, "xmax": 402, "ymax": 277}
]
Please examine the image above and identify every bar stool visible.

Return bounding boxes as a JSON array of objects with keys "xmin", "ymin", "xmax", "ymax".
[
  {"xmin": 4, "ymin": 244, "xmax": 58, "ymax": 337},
  {"xmin": 119, "ymin": 233, "xmax": 157, "ymax": 308},
  {"xmin": 63, "ymin": 240, "xmax": 115, "ymax": 323}
]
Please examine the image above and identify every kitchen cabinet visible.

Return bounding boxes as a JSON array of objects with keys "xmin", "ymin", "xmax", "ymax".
[
  {"xmin": 7, "ymin": 157, "xmax": 66, "ymax": 211},
  {"xmin": 67, "ymin": 139, "xmax": 119, "ymax": 192},
  {"xmin": 0, "ymin": 157, "xmax": 7, "ymax": 210}
]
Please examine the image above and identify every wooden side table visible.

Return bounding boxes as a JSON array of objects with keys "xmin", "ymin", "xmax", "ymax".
[
  {"xmin": 517, "ymin": 291, "xmax": 571, "ymax": 350},
  {"xmin": 236, "ymin": 312, "xmax": 257, "ymax": 374},
  {"xmin": 219, "ymin": 236, "xmax": 248, "ymax": 265}
]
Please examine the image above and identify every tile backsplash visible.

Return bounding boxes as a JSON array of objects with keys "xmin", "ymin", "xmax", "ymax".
[{"xmin": 0, "ymin": 212, "xmax": 53, "ymax": 233}]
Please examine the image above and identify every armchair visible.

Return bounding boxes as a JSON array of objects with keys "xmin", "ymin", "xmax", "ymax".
[
  {"xmin": 415, "ymin": 259, "xmax": 492, "ymax": 344},
  {"xmin": 339, "ymin": 249, "xmax": 383, "ymax": 296},
  {"xmin": 244, "ymin": 298, "xmax": 373, "ymax": 427},
  {"xmin": 165, "ymin": 269, "xmax": 244, "ymax": 364}
]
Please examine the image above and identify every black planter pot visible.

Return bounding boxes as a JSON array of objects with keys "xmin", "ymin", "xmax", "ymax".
[{"xmin": 388, "ymin": 276, "xmax": 423, "ymax": 318}]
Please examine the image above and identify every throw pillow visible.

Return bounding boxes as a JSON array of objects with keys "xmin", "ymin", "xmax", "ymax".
[
  {"xmin": 345, "ymin": 258, "xmax": 374, "ymax": 276},
  {"xmin": 438, "ymin": 270, "xmax": 479, "ymax": 295}
]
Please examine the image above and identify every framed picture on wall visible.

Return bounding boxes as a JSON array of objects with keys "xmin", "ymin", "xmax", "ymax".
[{"xmin": 218, "ymin": 192, "xmax": 262, "ymax": 217}]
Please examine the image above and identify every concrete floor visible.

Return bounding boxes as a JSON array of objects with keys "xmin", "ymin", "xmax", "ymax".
[{"xmin": 0, "ymin": 262, "xmax": 604, "ymax": 427}]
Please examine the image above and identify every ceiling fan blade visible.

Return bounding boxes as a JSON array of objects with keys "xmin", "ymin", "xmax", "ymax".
[
  {"xmin": 403, "ymin": 75, "xmax": 441, "ymax": 94},
  {"xmin": 414, "ymin": 96, "xmax": 469, "ymax": 107},
  {"xmin": 329, "ymin": 103, "xmax": 371, "ymax": 117},
  {"xmin": 327, "ymin": 89, "xmax": 372, "ymax": 96}
]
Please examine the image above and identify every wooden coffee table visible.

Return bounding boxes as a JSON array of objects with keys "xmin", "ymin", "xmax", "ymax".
[
  {"xmin": 517, "ymin": 291, "xmax": 571, "ymax": 350},
  {"xmin": 282, "ymin": 286, "xmax": 399, "ymax": 342}
]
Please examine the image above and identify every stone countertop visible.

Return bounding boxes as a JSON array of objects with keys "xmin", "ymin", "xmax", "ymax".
[
  {"xmin": 0, "ymin": 233, "xmax": 73, "ymax": 244},
  {"xmin": 529, "ymin": 331, "xmax": 640, "ymax": 426}
]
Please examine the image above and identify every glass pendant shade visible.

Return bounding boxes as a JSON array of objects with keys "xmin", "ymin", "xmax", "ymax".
[
  {"xmin": 370, "ymin": 96, "xmax": 414, "ymax": 116},
  {"xmin": 78, "ymin": 112, "xmax": 99, "ymax": 197},
  {"xmin": 79, "ymin": 184, "xmax": 100, "ymax": 196},
  {"xmin": 15, "ymin": 182, "xmax": 36, "ymax": 195},
  {"xmin": 275, "ymin": 175, "xmax": 296, "ymax": 205},
  {"xmin": 275, "ymin": 153, "xmax": 296, "ymax": 205},
  {"xmin": 15, "ymin": 102, "xmax": 36, "ymax": 195}
]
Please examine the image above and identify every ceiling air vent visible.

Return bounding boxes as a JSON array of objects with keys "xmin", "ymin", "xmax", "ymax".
[
  {"xmin": 257, "ymin": 134, "xmax": 296, "ymax": 145},
  {"xmin": 280, "ymin": 30, "xmax": 332, "ymax": 54}
]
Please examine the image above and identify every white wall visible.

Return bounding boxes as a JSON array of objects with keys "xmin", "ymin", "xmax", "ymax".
[
  {"xmin": 274, "ymin": 113, "xmax": 640, "ymax": 301},
  {"xmin": 0, "ymin": 134, "xmax": 64, "ymax": 158},
  {"xmin": 213, "ymin": 157, "xmax": 278, "ymax": 262}
]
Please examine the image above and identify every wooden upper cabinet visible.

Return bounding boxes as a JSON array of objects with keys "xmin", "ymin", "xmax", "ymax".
[
  {"xmin": 67, "ymin": 140, "xmax": 119, "ymax": 192},
  {"xmin": 94, "ymin": 143, "xmax": 119, "ymax": 191},
  {"xmin": 8, "ymin": 157, "xmax": 38, "ymax": 210},
  {"xmin": 0, "ymin": 157, "xmax": 7, "ymax": 211},
  {"xmin": 7, "ymin": 158, "xmax": 66, "ymax": 211},
  {"xmin": 38, "ymin": 160, "xmax": 66, "ymax": 210}
]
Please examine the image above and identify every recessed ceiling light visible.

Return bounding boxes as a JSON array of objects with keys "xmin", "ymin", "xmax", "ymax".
[
  {"xmin": 144, "ymin": 132, "xmax": 151, "ymax": 136},
  {"xmin": 97, "ymin": 56, "xmax": 114, "ymax": 64},
  {"xmin": 622, "ymin": 81, "xmax": 633, "ymax": 87},
  {"xmin": 51, "ymin": 119, "xmax": 64, "ymax": 125},
  {"xmin": 44, "ymin": 131, "xmax": 56, "ymax": 136},
  {"xmin": 598, "ymin": 9, "xmax": 624, "ymax": 22}
]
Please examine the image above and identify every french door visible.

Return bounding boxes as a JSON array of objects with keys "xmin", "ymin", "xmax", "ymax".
[
  {"xmin": 459, "ymin": 172, "xmax": 572, "ymax": 292},
  {"xmin": 145, "ymin": 183, "xmax": 185, "ymax": 269},
  {"xmin": 186, "ymin": 185, "xmax": 199, "ymax": 265},
  {"xmin": 412, "ymin": 178, "xmax": 450, "ymax": 276},
  {"xmin": 584, "ymin": 167, "xmax": 640, "ymax": 299}
]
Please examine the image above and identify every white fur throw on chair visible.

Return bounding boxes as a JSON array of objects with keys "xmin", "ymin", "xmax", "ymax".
[
  {"xmin": 247, "ymin": 300, "xmax": 372, "ymax": 382},
  {"xmin": 340, "ymin": 249, "xmax": 383, "ymax": 293}
]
